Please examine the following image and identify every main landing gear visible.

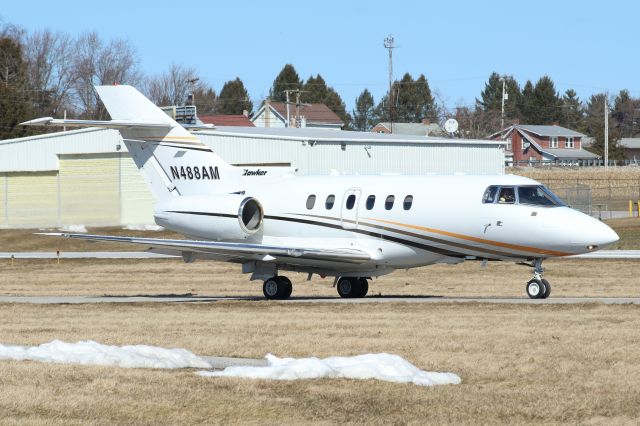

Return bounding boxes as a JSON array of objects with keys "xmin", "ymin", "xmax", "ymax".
[
  {"xmin": 526, "ymin": 259, "xmax": 551, "ymax": 299},
  {"xmin": 336, "ymin": 277, "xmax": 369, "ymax": 299},
  {"xmin": 263, "ymin": 276, "xmax": 293, "ymax": 300}
]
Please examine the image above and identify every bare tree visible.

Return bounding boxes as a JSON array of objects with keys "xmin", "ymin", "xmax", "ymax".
[
  {"xmin": 72, "ymin": 32, "xmax": 141, "ymax": 118},
  {"xmin": 144, "ymin": 63, "xmax": 205, "ymax": 107},
  {"xmin": 22, "ymin": 29, "xmax": 75, "ymax": 116}
]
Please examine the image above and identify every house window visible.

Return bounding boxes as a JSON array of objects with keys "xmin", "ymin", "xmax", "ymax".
[
  {"xmin": 566, "ymin": 137, "xmax": 574, "ymax": 148},
  {"xmin": 550, "ymin": 137, "xmax": 558, "ymax": 148},
  {"xmin": 507, "ymin": 136, "xmax": 513, "ymax": 151},
  {"xmin": 529, "ymin": 156, "xmax": 537, "ymax": 165}
]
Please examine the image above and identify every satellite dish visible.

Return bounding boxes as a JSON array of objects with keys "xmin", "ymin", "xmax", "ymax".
[{"xmin": 444, "ymin": 118, "xmax": 459, "ymax": 134}]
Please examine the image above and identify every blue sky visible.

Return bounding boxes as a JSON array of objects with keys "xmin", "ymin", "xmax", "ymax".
[{"xmin": 2, "ymin": 0, "xmax": 638, "ymax": 112}]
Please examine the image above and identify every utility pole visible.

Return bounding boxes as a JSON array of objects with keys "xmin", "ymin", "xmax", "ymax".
[
  {"xmin": 283, "ymin": 89, "xmax": 298, "ymax": 127},
  {"xmin": 384, "ymin": 35, "xmax": 396, "ymax": 134},
  {"xmin": 500, "ymin": 76, "xmax": 508, "ymax": 129},
  {"xmin": 282, "ymin": 89, "xmax": 309, "ymax": 128},
  {"xmin": 187, "ymin": 77, "xmax": 199, "ymax": 106},
  {"xmin": 604, "ymin": 95, "xmax": 609, "ymax": 169}
]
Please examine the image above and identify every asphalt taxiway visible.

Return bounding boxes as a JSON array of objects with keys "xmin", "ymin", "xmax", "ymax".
[{"xmin": 0, "ymin": 295, "xmax": 639, "ymax": 305}]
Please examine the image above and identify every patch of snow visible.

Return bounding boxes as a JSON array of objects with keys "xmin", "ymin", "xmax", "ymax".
[
  {"xmin": 123, "ymin": 224, "xmax": 164, "ymax": 231},
  {"xmin": 197, "ymin": 353, "xmax": 461, "ymax": 387},
  {"xmin": 0, "ymin": 340, "xmax": 211, "ymax": 369},
  {"xmin": 59, "ymin": 224, "xmax": 88, "ymax": 233}
]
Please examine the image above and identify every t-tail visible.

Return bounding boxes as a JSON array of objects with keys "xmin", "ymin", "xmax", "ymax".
[{"xmin": 22, "ymin": 85, "xmax": 286, "ymax": 201}]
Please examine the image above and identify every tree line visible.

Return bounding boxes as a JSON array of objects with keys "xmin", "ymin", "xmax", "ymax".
[{"xmin": 1, "ymin": 22, "xmax": 638, "ymax": 160}]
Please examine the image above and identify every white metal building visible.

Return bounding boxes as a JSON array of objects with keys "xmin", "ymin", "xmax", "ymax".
[{"xmin": 0, "ymin": 126, "xmax": 504, "ymax": 228}]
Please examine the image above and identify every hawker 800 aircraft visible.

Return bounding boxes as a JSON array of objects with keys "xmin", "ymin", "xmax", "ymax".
[{"xmin": 22, "ymin": 85, "xmax": 619, "ymax": 300}]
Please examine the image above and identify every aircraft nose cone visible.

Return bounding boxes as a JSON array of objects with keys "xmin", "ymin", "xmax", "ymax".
[{"xmin": 595, "ymin": 222, "xmax": 619, "ymax": 248}]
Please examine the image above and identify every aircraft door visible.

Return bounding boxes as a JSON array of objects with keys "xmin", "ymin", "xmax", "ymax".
[{"xmin": 341, "ymin": 188, "xmax": 361, "ymax": 230}]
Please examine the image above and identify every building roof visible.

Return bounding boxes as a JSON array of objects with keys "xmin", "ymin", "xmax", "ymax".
[
  {"xmin": 374, "ymin": 122, "xmax": 443, "ymax": 136},
  {"xmin": 619, "ymin": 138, "xmax": 640, "ymax": 149},
  {"xmin": 542, "ymin": 148, "xmax": 599, "ymax": 160},
  {"xmin": 267, "ymin": 102, "xmax": 344, "ymax": 126},
  {"xmin": 196, "ymin": 125, "xmax": 505, "ymax": 146},
  {"xmin": 198, "ymin": 114, "xmax": 254, "ymax": 127},
  {"xmin": 489, "ymin": 124, "xmax": 586, "ymax": 139}
]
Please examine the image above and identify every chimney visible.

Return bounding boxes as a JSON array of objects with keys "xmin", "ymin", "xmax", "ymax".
[
  {"xmin": 264, "ymin": 99, "xmax": 270, "ymax": 128},
  {"xmin": 242, "ymin": 109, "xmax": 248, "ymax": 117},
  {"xmin": 422, "ymin": 118, "xmax": 431, "ymax": 125}
]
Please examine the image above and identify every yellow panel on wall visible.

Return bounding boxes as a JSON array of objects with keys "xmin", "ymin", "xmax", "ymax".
[
  {"xmin": 0, "ymin": 174, "xmax": 7, "ymax": 226},
  {"xmin": 59, "ymin": 154, "xmax": 120, "ymax": 226},
  {"xmin": 5, "ymin": 172, "xmax": 58, "ymax": 227},
  {"xmin": 120, "ymin": 154, "xmax": 155, "ymax": 224}
]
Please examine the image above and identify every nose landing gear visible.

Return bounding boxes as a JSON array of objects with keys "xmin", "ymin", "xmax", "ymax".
[{"xmin": 526, "ymin": 259, "xmax": 551, "ymax": 299}]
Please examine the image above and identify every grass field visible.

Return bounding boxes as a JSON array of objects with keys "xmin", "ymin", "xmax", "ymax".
[
  {"xmin": 1, "ymin": 221, "xmax": 640, "ymax": 424},
  {"xmin": 1, "ymin": 302, "xmax": 640, "ymax": 424}
]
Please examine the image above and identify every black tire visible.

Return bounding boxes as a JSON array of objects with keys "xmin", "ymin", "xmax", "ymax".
[
  {"xmin": 541, "ymin": 279, "xmax": 551, "ymax": 299},
  {"xmin": 526, "ymin": 279, "xmax": 544, "ymax": 299},
  {"xmin": 279, "ymin": 278, "xmax": 293, "ymax": 299},
  {"xmin": 337, "ymin": 277, "xmax": 360, "ymax": 298},
  {"xmin": 357, "ymin": 278, "xmax": 369, "ymax": 298},
  {"xmin": 263, "ymin": 278, "xmax": 280, "ymax": 300}
]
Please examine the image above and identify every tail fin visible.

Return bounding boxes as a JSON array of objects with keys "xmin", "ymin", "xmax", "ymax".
[{"xmin": 94, "ymin": 85, "xmax": 240, "ymax": 200}]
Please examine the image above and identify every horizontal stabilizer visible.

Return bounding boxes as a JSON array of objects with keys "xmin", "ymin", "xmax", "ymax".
[
  {"xmin": 37, "ymin": 233, "xmax": 372, "ymax": 264},
  {"xmin": 21, "ymin": 117, "xmax": 172, "ymax": 129}
]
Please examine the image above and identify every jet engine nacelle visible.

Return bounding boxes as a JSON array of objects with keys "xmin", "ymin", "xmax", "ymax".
[{"xmin": 153, "ymin": 194, "xmax": 264, "ymax": 241}]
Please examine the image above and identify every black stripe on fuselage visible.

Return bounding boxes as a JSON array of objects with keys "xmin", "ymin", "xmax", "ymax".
[
  {"xmin": 296, "ymin": 213, "xmax": 517, "ymax": 258},
  {"xmin": 167, "ymin": 210, "xmax": 467, "ymax": 258}
]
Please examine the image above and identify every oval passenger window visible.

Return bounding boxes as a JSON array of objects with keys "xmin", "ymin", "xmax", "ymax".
[
  {"xmin": 366, "ymin": 195, "xmax": 376, "ymax": 210},
  {"xmin": 346, "ymin": 194, "xmax": 356, "ymax": 210},
  {"xmin": 403, "ymin": 195, "xmax": 413, "ymax": 210},
  {"xmin": 325, "ymin": 195, "xmax": 335, "ymax": 210},
  {"xmin": 385, "ymin": 195, "xmax": 395, "ymax": 210},
  {"xmin": 306, "ymin": 195, "xmax": 316, "ymax": 209}
]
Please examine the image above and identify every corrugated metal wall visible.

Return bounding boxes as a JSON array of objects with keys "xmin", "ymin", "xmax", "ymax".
[
  {"xmin": 59, "ymin": 154, "xmax": 120, "ymax": 226},
  {"xmin": 0, "ymin": 174, "xmax": 5, "ymax": 226},
  {"xmin": 197, "ymin": 134, "xmax": 504, "ymax": 175},
  {"xmin": 120, "ymin": 154, "xmax": 155, "ymax": 224},
  {"xmin": 5, "ymin": 172, "xmax": 58, "ymax": 227}
]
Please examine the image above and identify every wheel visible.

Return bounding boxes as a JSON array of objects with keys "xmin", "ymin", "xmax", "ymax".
[
  {"xmin": 279, "ymin": 276, "xmax": 293, "ymax": 299},
  {"xmin": 356, "ymin": 278, "xmax": 369, "ymax": 298},
  {"xmin": 263, "ymin": 278, "xmax": 280, "ymax": 300},
  {"xmin": 541, "ymin": 278, "xmax": 551, "ymax": 299},
  {"xmin": 337, "ymin": 277, "xmax": 361, "ymax": 298},
  {"xmin": 262, "ymin": 276, "xmax": 292, "ymax": 300},
  {"xmin": 526, "ymin": 279, "xmax": 545, "ymax": 299}
]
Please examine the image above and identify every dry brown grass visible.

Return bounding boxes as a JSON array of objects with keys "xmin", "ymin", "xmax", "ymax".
[{"xmin": 1, "ymin": 302, "xmax": 640, "ymax": 425}]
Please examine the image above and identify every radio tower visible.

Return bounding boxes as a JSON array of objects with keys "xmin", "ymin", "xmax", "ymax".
[{"xmin": 384, "ymin": 35, "xmax": 396, "ymax": 133}]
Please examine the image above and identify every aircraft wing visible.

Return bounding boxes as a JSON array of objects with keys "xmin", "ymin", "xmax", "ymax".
[
  {"xmin": 38, "ymin": 233, "xmax": 372, "ymax": 264},
  {"xmin": 21, "ymin": 118, "xmax": 216, "ymax": 131}
]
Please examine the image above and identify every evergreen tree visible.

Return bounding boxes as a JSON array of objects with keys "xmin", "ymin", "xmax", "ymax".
[
  {"xmin": 217, "ymin": 78, "xmax": 252, "ymax": 115},
  {"xmin": 302, "ymin": 74, "xmax": 351, "ymax": 127},
  {"xmin": 476, "ymin": 72, "xmax": 521, "ymax": 124},
  {"xmin": 0, "ymin": 37, "xmax": 33, "ymax": 139},
  {"xmin": 560, "ymin": 89, "xmax": 583, "ymax": 130},
  {"xmin": 583, "ymin": 93, "xmax": 625, "ymax": 160},
  {"xmin": 531, "ymin": 75, "xmax": 561, "ymax": 124},
  {"xmin": 612, "ymin": 89, "xmax": 640, "ymax": 138},
  {"xmin": 352, "ymin": 89, "xmax": 375, "ymax": 131},
  {"xmin": 269, "ymin": 64, "xmax": 302, "ymax": 102},
  {"xmin": 519, "ymin": 80, "xmax": 535, "ymax": 123},
  {"xmin": 392, "ymin": 73, "xmax": 438, "ymax": 123}
]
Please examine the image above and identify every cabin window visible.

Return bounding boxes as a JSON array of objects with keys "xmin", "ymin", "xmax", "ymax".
[
  {"xmin": 403, "ymin": 195, "xmax": 413, "ymax": 210},
  {"xmin": 306, "ymin": 195, "xmax": 316, "ymax": 209},
  {"xmin": 346, "ymin": 194, "xmax": 356, "ymax": 210},
  {"xmin": 325, "ymin": 195, "xmax": 335, "ymax": 210},
  {"xmin": 497, "ymin": 187, "xmax": 516, "ymax": 204},
  {"xmin": 366, "ymin": 195, "xmax": 376, "ymax": 210},
  {"xmin": 482, "ymin": 186, "xmax": 499, "ymax": 203},
  {"xmin": 385, "ymin": 195, "xmax": 395, "ymax": 210}
]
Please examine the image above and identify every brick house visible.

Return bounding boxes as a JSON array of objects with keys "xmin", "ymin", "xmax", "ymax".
[
  {"xmin": 198, "ymin": 114, "xmax": 254, "ymax": 127},
  {"xmin": 489, "ymin": 124, "xmax": 599, "ymax": 165}
]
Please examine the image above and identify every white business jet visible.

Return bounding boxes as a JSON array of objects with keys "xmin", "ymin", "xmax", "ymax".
[{"xmin": 22, "ymin": 85, "xmax": 619, "ymax": 300}]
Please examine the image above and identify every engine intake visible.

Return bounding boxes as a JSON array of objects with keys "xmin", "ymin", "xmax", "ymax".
[{"xmin": 154, "ymin": 194, "xmax": 264, "ymax": 241}]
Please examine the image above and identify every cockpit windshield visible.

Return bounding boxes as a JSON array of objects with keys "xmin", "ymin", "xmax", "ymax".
[{"xmin": 482, "ymin": 185, "xmax": 566, "ymax": 207}]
